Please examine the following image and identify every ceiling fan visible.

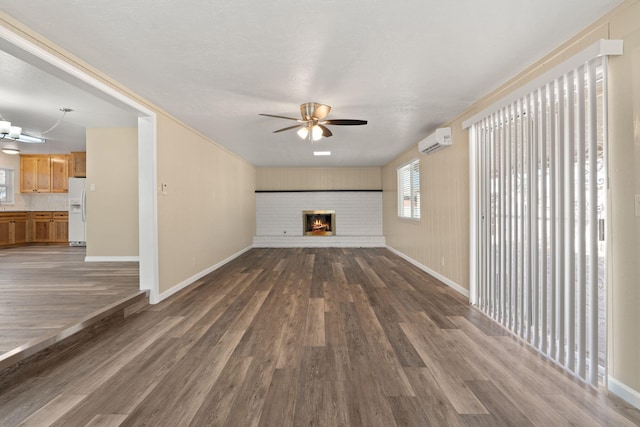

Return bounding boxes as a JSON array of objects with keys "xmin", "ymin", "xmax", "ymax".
[{"xmin": 259, "ymin": 102, "xmax": 367, "ymax": 141}]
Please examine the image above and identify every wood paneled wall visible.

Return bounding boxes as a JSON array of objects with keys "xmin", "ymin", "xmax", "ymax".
[
  {"xmin": 257, "ymin": 167, "xmax": 382, "ymax": 191},
  {"xmin": 382, "ymin": 127, "xmax": 469, "ymax": 292}
]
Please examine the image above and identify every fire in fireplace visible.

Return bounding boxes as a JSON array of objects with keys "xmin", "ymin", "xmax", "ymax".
[{"xmin": 303, "ymin": 210, "xmax": 336, "ymax": 236}]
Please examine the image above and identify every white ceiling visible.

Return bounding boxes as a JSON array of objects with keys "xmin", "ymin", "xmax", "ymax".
[
  {"xmin": 0, "ymin": 0, "xmax": 624, "ymax": 166},
  {"xmin": 0, "ymin": 44, "xmax": 139, "ymax": 155}
]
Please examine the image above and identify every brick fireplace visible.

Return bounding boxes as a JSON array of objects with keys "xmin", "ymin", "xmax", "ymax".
[{"xmin": 254, "ymin": 191, "xmax": 385, "ymax": 247}]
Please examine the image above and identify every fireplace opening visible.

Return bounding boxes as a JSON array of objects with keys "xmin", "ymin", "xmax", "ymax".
[{"xmin": 303, "ymin": 210, "xmax": 335, "ymax": 236}]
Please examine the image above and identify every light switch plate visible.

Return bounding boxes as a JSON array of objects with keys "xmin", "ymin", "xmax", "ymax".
[{"xmin": 635, "ymin": 194, "xmax": 640, "ymax": 217}]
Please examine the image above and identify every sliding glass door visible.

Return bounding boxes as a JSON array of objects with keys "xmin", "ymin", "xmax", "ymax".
[{"xmin": 471, "ymin": 56, "xmax": 607, "ymax": 386}]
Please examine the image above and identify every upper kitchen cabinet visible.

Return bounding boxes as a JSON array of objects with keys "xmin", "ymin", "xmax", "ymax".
[
  {"xmin": 70, "ymin": 152, "xmax": 86, "ymax": 178},
  {"xmin": 20, "ymin": 155, "xmax": 50, "ymax": 192},
  {"xmin": 20, "ymin": 154, "xmax": 70, "ymax": 193},
  {"xmin": 50, "ymin": 155, "xmax": 69, "ymax": 192}
]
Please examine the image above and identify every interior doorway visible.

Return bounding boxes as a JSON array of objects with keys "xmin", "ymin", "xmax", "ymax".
[{"xmin": 0, "ymin": 25, "xmax": 159, "ymax": 303}]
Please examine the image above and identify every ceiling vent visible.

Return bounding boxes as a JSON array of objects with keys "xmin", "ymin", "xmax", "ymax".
[{"xmin": 418, "ymin": 127, "xmax": 452, "ymax": 154}]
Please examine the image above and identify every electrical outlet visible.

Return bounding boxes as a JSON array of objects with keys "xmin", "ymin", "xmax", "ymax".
[{"xmin": 162, "ymin": 183, "xmax": 168, "ymax": 195}]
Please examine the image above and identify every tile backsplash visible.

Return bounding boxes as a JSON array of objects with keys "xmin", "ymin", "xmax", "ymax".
[{"xmin": 7, "ymin": 193, "xmax": 69, "ymax": 211}]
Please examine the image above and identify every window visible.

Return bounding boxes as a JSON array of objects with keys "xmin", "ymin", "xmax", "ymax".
[
  {"xmin": 397, "ymin": 159, "xmax": 420, "ymax": 219},
  {"xmin": 0, "ymin": 168, "xmax": 15, "ymax": 204}
]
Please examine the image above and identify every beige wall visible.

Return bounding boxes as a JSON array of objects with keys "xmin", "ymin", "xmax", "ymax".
[
  {"xmin": 382, "ymin": 0, "xmax": 640, "ymax": 397},
  {"xmin": 86, "ymin": 128, "xmax": 138, "ymax": 257},
  {"xmin": 608, "ymin": 0, "xmax": 640, "ymax": 396},
  {"xmin": 257, "ymin": 167, "xmax": 381, "ymax": 190},
  {"xmin": 0, "ymin": 152, "xmax": 20, "ymax": 177},
  {"xmin": 156, "ymin": 113, "xmax": 256, "ymax": 293}
]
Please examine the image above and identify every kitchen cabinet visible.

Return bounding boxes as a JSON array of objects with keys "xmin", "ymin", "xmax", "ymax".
[
  {"xmin": 20, "ymin": 154, "xmax": 70, "ymax": 193},
  {"xmin": 0, "ymin": 212, "xmax": 28, "ymax": 246},
  {"xmin": 52, "ymin": 212, "xmax": 69, "ymax": 242},
  {"xmin": 13, "ymin": 214, "xmax": 27, "ymax": 244},
  {"xmin": 0, "ymin": 215, "xmax": 10, "ymax": 246},
  {"xmin": 29, "ymin": 211, "xmax": 68, "ymax": 243},
  {"xmin": 70, "ymin": 152, "xmax": 86, "ymax": 178},
  {"xmin": 50, "ymin": 155, "xmax": 69, "ymax": 192},
  {"xmin": 20, "ymin": 155, "xmax": 51, "ymax": 192},
  {"xmin": 0, "ymin": 211, "xmax": 67, "ymax": 247},
  {"xmin": 31, "ymin": 212, "xmax": 52, "ymax": 242}
]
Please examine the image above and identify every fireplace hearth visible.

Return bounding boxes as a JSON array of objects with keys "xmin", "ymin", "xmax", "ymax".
[{"xmin": 303, "ymin": 210, "xmax": 335, "ymax": 236}]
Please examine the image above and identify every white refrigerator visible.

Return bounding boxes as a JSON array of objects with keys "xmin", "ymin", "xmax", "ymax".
[{"xmin": 68, "ymin": 177, "xmax": 86, "ymax": 246}]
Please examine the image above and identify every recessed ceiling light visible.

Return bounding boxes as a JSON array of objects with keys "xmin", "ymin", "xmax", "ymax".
[{"xmin": 313, "ymin": 151, "xmax": 331, "ymax": 156}]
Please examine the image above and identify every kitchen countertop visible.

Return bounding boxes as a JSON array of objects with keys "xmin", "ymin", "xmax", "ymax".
[{"xmin": 0, "ymin": 209, "xmax": 68, "ymax": 212}]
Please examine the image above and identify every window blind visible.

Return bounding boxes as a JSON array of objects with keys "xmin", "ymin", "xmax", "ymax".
[{"xmin": 398, "ymin": 159, "xmax": 420, "ymax": 219}]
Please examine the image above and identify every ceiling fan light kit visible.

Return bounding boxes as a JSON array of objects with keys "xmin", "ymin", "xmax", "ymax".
[{"xmin": 260, "ymin": 102, "xmax": 367, "ymax": 142}]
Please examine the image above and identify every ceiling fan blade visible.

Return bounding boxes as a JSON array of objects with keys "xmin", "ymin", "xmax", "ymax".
[
  {"xmin": 273, "ymin": 124, "xmax": 304, "ymax": 133},
  {"xmin": 318, "ymin": 124, "xmax": 333, "ymax": 137},
  {"xmin": 259, "ymin": 113, "xmax": 303, "ymax": 122},
  {"xmin": 300, "ymin": 103, "xmax": 331, "ymax": 121},
  {"xmin": 321, "ymin": 119, "xmax": 368, "ymax": 126}
]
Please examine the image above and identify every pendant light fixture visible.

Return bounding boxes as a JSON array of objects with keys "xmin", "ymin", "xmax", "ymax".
[{"xmin": 0, "ymin": 107, "xmax": 73, "ymax": 145}]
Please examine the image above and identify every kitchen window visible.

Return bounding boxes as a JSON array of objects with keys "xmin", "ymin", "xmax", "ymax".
[
  {"xmin": 0, "ymin": 168, "xmax": 15, "ymax": 204},
  {"xmin": 397, "ymin": 159, "xmax": 420, "ymax": 219}
]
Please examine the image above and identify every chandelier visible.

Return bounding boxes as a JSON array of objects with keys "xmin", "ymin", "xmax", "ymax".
[
  {"xmin": 0, "ymin": 121, "xmax": 46, "ymax": 144},
  {"xmin": 0, "ymin": 108, "xmax": 72, "ymax": 154}
]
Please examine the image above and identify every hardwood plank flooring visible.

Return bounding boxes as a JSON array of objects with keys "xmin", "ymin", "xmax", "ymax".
[
  {"xmin": 0, "ymin": 245, "xmax": 141, "ymax": 367},
  {"xmin": 1, "ymin": 247, "xmax": 639, "ymax": 426}
]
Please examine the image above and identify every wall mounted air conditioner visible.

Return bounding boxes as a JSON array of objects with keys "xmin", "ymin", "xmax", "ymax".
[{"xmin": 418, "ymin": 127, "xmax": 452, "ymax": 154}]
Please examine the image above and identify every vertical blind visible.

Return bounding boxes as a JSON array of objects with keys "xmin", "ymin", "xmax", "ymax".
[{"xmin": 470, "ymin": 56, "xmax": 607, "ymax": 386}]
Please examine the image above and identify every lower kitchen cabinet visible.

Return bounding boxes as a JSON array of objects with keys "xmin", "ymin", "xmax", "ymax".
[
  {"xmin": 0, "ymin": 211, "xmax": 68, "ymax": 247},
  {"xmin": 14, "ymin": 215, "xmax": 27, "ymax": 244},
  {"xmin": 0, "ymin": 212, "xmax": 28, "ymax": 246},
  {"xmin": 32, "ymin": 212, "xmax": 52, "ymax": 242},
  {"xmin": 30, "ymin": 212, "xmax": 69, "ymax": 243},
  {"xmin": 52, "ymin": 212, "xmax": 69, "ymax": 242}
]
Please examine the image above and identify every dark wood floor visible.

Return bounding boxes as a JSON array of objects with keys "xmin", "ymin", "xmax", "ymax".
[
  {"xmin": 0, "ymin": 245, "xmax": 141, "ymax": 368},
  {"xmin": 0, "ymin": 248, "xmax": 639, "ymax": 426}
]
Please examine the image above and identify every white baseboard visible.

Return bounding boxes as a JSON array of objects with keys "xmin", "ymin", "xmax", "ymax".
[
  {"xmin": 84, "ymin": 256, "xmax": 140, "ymax": 262},
  {"xmin": 385, "ymin": 245, "xmax": 469, "ymax": 298},
  {"xmin": 608, "ymin": 376, "xmax": 640, "ymax": 410},
  {"xmin": 157, "ymin": 246, "xmax": 252, "ymax": 303}
]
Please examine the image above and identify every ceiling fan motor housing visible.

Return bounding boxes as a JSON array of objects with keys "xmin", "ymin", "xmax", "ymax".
[{"xmin": 301, "ymin": 103, "xmax": 331, "ymax": 121}]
